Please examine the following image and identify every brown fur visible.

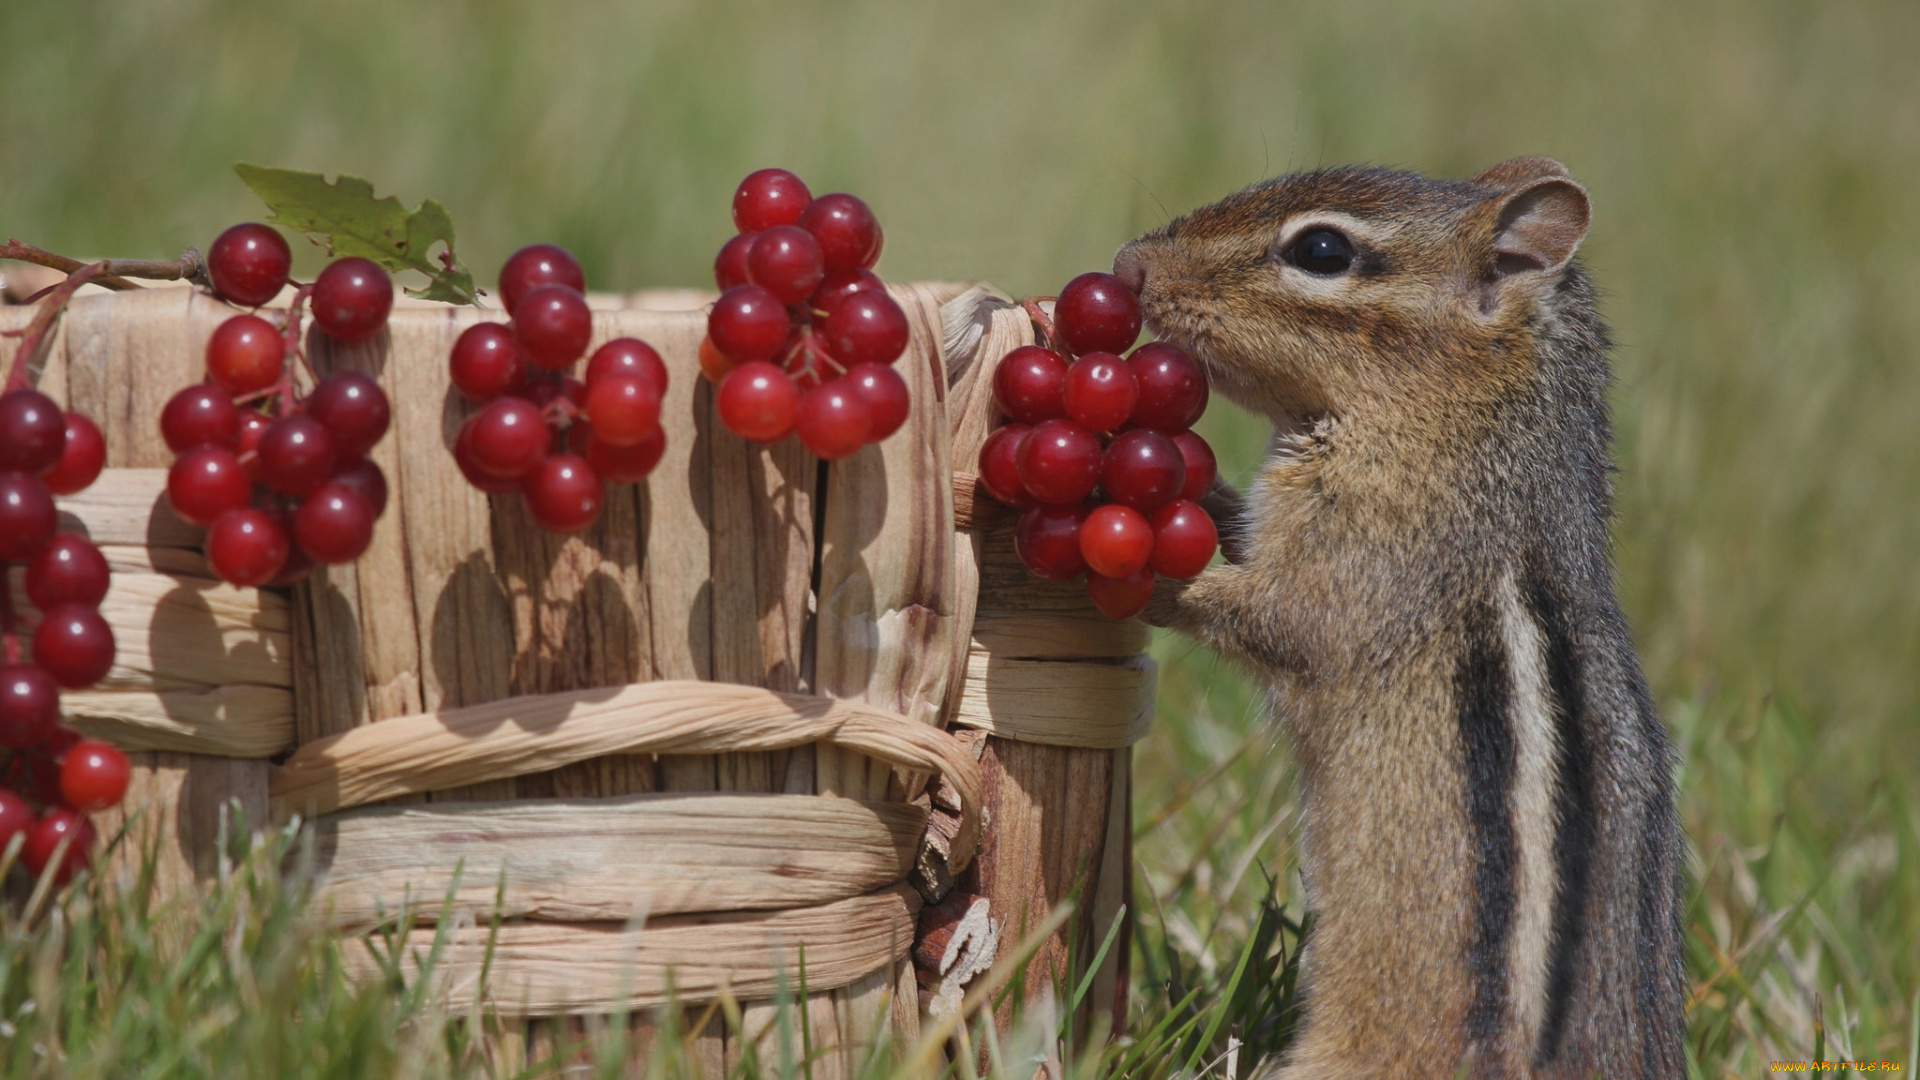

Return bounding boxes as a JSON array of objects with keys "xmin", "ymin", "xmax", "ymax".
[{"xmin": 1118, "ymin": 159, "xmax": 1685, "ymax": 1078}]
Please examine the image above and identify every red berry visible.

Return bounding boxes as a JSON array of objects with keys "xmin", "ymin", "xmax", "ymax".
[
  {"xmin": 521, "ymin": 454, "xmax": 603, "ymax": 534},
  {"xmin": 976, "ymin": 424, "xmax": 1034, "ymax": 508},
  {"xmin": 586, "ymin": 426, "xmax": 665, "ymax": 483},
  {"xmin": 0, "ymin": 664, "xmax": 59, "ymax": 750},
  {"xmin": 843, "ymin": 363, "xmax": 910, "ymax": 442},
  {"xmin": 0, "ymin": 472, "xmax": 56, "ymax": 560},
  {"xmin": 733, "ymin": 169, "xmax": 812, "ymax": 232},
  {"xmin": 798, "ymin": 193, "xmax": 883, "ymax": 273},
  {"xmin": 58, "ymin": 739, "xmax": 130, "ymax": 811},
  {"xmin": 160, "ymin": 385, "xmax": 241, "ymax": 453},
  {"xmin": 310, "ymin": 257, "xmax": 394, "ymax": 343},
  {"xmin": 1086, "ymin": 568, "xmax": 1154, "ymax": 620},
  {"xmin": 499, "ymin": 244, "xmax": 586, "ymax": 316},
  {"xmin": 207, "ymin": 222, "xmax": 292, "ymax": 306},
  {"xmin": 454, "ymin": 421, "xmax": 522, "ymax": 494},
  {"xmin": 448, "ymin": 322, "xmax": 525, "ymax": 403},
  {"xmin": 0, "ymin": 789, "xmax": 31, "ymax": 851},
  {"xmin": 32, "ymin": 603, "xmax": 115, "ymax": 688},
  {"xmin": 699, "ymin": 336, "xmax": 737, "ymax": 385},
  {"xmin": 794, "ymin": 382, "xmax": 871, "ymax": 460},
  {"xmin": 992, "ymin": 346, "xmax": 1069, "ymax": 425},
  {"xmin": 585, "ymin": 338, "xmax": 668, "ymax": 395},
  {"xmin": 0, "ymin": 390, "xmax": 67, "ymax": 475},
  {"xmin": 464, "ymin": 398, "xmax": 549, "ymax": 480},
  {"xmin": 823, "ymin": 289, "xmax": 909, "ymax": 367},
  {"xmin": 1127, "ymin": 342, "xmax": 1209, "ymax": 432},
  {"xmin": 1149, "ymin": 500, "xmax": 1218, "ymax": 579},
  {"xmin": 293, "ymin": 483, "xmax": 375, "ymax": 564},
  {"xmin": 25, "ymin": 534, "xmax": 110, "ymax": 610},
  {"xmin": 206, "ymin": 507, "xmax": 290, "ymax": 586},
  {"xmin": 164, "ymin": 448, "xmax": 250, "ymax": 526},
  {"xmin": 585, "ymin": 373, "xmax": 662, "ymax": 448},
  {"xmin": 1062, "ymin": 352, "xmax": 1138, "ymax": 433},
  {"xmin": 709, "ymin": 285, "xmax": 793, "ymax": 363},
  {"xmin": 306, "ymin": 370, "xmax": 391, "ymax": 460},
  {"xmin": 1101, "ymin": 428, "xmax": 1187, "ymax": 514},
  {"xmin": 42, "ymin": 412, "xmax": 105, "ymax": 496},
  {"xmin": 1015, "ymin": 419, "xmax": 1102, "ymax": 505},
  {"xmin": 717, "ymin": 362, "xmax": 800, "ymax": 443},
  {"xmin": 1015, "ymin": 503, "xmax": 1091, "ymax": 581},
  {"xmin": 1079, "ymin": 503, "xmax": 1154, "ymax": 579},
  {"xmin": 514, "ymin": 284, "xmax": 593, "ymax": 370},
  {"xmin": 1054, "ymin": 272, "xmax": 1142, "ymax": 356},
  {"xmin": 332, "ymin": 458, "xmax": 389, "ymax": 519},
  {"xmin": 1172, "ymin": 430, "xmax": 1218, "ymax": 503},
  {"xmin": 746, "ymin": 225, "xmax": 826, "ymax": 306},
  {"xmin": 268, "ymin": 527, "xmax": 316, "ymax": 586},
  {"xmin": 811, "ymin": 269, "xmax": 885, "ymax": 315},
  {"xmin": 257, "ymin": 415, "xmax": 337, "ymax": 497},
  {"xmin": 205, "ymin": 314, "xmax": 285, "ymax": 396},
  {"xmin": 235, "ymin": 412, "xmax": 270, "ymax": 480},
  {"xmin": 715, "ymin": 232, "xmax": 757, "ymax": 290},
  {"xmin": 23, "ymin": 808, "xmax": 94, "ymax": 883}
]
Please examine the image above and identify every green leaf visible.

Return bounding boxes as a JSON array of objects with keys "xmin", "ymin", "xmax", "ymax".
[{"xmin": 233, "ymin": 163, "xmax": 478, "ymax": 305}]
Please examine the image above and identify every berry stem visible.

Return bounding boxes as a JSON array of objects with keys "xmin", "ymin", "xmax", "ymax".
[
  {"xmin": 2, "ymin": 261, "xmax": 112, "ymax": 393},
  {"xmin": 1020, "ymin": 296, "xmax": 1058, "ymax": 350},
  {"xmin": 1, "ymin": 239, "xmax": 210, "ymax": 292},
  {"xmin": 277, "ymin": 284, "xmax": 316, "ymax": 415}
]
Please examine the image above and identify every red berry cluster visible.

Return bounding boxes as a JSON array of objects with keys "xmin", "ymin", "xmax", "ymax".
[
  {"xmin": 448, "ymin": 244, "xmax": 667, "ymax": 535},
  {"xmin": 0, "ymin": 387, "xmax": 128, "ymax": 885},
  {"xmin": 704, "ymin": 169, "xmax": 911, "ymax": 459},
  {"xmin": 164, "ymin": 223, "xmax": 397, "ymax": 586},
  {"xmin": 976, "ymin": 273, "xmax": 1220, "ymax": 620}
]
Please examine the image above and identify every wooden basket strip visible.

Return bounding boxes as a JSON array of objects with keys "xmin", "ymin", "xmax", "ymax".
[
  {"xmin": 951, "ymin": 651, "xmax": 1155, "ymax": 749},
  {"xmin": 970, "ymin": 610, "xmax": 1151, "ymax": 661},
  {"xmin": 308, "ymin": 793, "xmax": 922, "ymax": 929},
  {"xmin": 60, "ymin": 685, "xmax": 292, "ymax": 757},
  {"xmin": 51, "ymin": 467, "xmax": 200, "ymax": 548},
  {"xmin": 340, "ymin": 884, "xmax": 919, "ymax": 1018}
]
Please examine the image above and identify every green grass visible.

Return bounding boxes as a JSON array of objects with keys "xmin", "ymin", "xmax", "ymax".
[{"xmin": 4, "ymin": 0, "xmax": 1918, "ymax": 1074}]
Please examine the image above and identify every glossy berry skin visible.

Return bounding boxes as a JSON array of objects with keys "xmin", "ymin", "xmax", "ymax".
[
  {"xmin": 294, "ymin": 483, "xmax": 375, "ymax": 564},
  {"xmin": 0, "ymin": 790, "xmax": 31, "ymax": 850},
  {"xmin": 975, "ymin": 424, "xmax": 1034, "ymax": 508},
  {"xmin": 794, "ymin": 382, "xmax": 871, "ymax": 460},
  {"xmin": 0, "ymin": 472, "xmax": 57, "ymax": 560},
  {"xmin": 257, "ymin": 415, "xmax": 337, "ymax": 498},
  {"xmin": 23, "ymin": 808, "xmax": 95, "ymax": 884},
  {"xmin": 205, "ymin": 314, "xmax": 285, "ymax": 395},
  {"xmin": 207, "ymin": 222, "xmax": 292, "ymax": 306},
  {"xmin": 585, "ymin": 338, "xmax": 668, "ymax": 394},
  {"xmin": 798, "ymin": 194, "xmax": 882, "ymax": 273},
  {"xmin": 844, "ymin": 363, "xmax": 910, "ymax": 441},
  {"xmin": 499, "ymin": 244, "xmax": 586, "ymax": 316},
  {"xmin": 733, "ymin": 168, "xmax": 813, "ymax": 232},
  {"xmin": 206, "ymin": 507, "xmax": 290, "ymax": 586},
  {"xmin": 306, "ymin": 371, "xmax": 391, "ymax": 460},
  {"xmin": 310, "ymin": 257, "xmax": 393, "ymax": 343},
  {"xmin": 464, "ymin": 398, "xmax": 548, "ymax": 480},
  {"xmin": 164, "ymin": 448, "xmax": 250, "ymax": 526},
  {"xmin": 823, "ymin": 290, "xmax": 909, "ymax": 367},
  {"xmin": 0, "ymin": 664, "xmax": 60, "ymax": 749},
  {"xmin": 42, "ymin": 412, "xmax": 105, "ymax": 496},
  {"xmin": 454, "ymin": 423, "xmax": 522, "ymax": 494},
  {"xmin": 717, "ymin": 361, "xmax": 800, "ymax": 443},
  {"xmin": 698, "ymin": 336, "xmax": 736, "ymax": 385},
  {"xmin": 160, "ymin": 385, "xmax": 241, "ymax": 453},
  {"xmin": 0, "ymin": 390, "xmax": 67, "ymax": 475},
  {"xmin": 708, "ymin": 285, "xmax": 792, "ymax": 364},
  {"xmin": 1101, "ymin": 428, "xmax": 1187, "ymax": 514},
  {"xmin": 1079, "ymin": 503, "xmax": 1154, "ymax": 579},
  {"xmin": 1149, "ymin": 499, "xmax": 1218, "ymax": 579},
  {"xmin": 992, "ymin": 346, "xmax": 1069, "ymax": 424},
  {"xmin": 1014, "ymin": 503, "xmax": 1091, "ymax": 581},
  {"xmin": 514, "ymin": 284, "xmax": 593, "ymax": 370},
  {"xmin": 1126, "ymin": 343, "xmax": 1209, "ymax": 432},
  {"xmin": 1014, "ymin": 419, "xmax": 1102, "ymax": 505},
  {"xmin": 521, "ymin": 454, "xmax": 603, "ymax": 534},
  {"xmin": 1062, "ymin": 352, "xmax": 1137, "ymax": 433},
  {"xmin": 59, "ymin": 739, "xmax": 130, "ymax": 811},
  {"xmin": 25, "ymin": 534, "xmax": 111, "ymax": 610},
  {"xmin": 714, "ymin": 232, "xmax": 757, "ymax": 290},
  {"xmin": 746, "ymin": 225, "xmax": 826, "ymax": 305},
  {"xmin": 1172, "ymin": 430, "xmax": 1218, "ymax": 503},
  {"xmin": 1086, "ymin": 567, "xmax": 1154, "ymax": 620},
  {"xmin": 1054, "ymin": 272, "xmax": 1143, "ymax": 356},
  {"xmin": 585, "ymin": 373, "xmax": 662, "ymax": 447},
  {"xmin": 587, "ymin": 426, "xmax": 665, "ymax": 483},
  {"xmin": 812, "ymin": 269, "xmax": 885, "ymax": 315},
  {"xmin": 32, "ymin": 603, "xmax": 115, "ymax": 688},
  {"xmin": 235, "ymin": 413, "xmax": 270, "ymax": 479},
  {"xmin": 445, "ymin": 322, "xmax": 519, "ymax": 402},
  {"xmin": 332, "ymin": 458, "xmax": 389, "ymax": 518}
]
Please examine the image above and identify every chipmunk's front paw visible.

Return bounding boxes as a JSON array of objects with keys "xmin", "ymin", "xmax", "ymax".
[{"xmin": 1143, "ymin": 573, "xmax": 1193, "ymax": 629}]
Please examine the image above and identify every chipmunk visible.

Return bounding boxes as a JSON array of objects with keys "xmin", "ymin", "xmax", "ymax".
[{"xmin": 1114, "ymin": 157, "xmax": 1685, "ymax": 1079}]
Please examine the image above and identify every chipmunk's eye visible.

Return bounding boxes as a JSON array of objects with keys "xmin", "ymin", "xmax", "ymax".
[{"xmin": 1284, "ymin": 230, "xmax": 1354, "ymax": 276}]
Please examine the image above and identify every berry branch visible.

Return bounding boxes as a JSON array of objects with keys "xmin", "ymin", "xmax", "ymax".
[
  {"xmin": 1, "ymin": 239, "xmax": 210, "ymax": 294},
  {"xmin": 3, "ymin": 261, "xmax": 112, "ymax": 393}
]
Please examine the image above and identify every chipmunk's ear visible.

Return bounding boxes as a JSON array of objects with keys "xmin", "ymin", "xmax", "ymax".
[{"xmin": 1487, "ymin": 175, "xmax": 1590, "ymax": 277}]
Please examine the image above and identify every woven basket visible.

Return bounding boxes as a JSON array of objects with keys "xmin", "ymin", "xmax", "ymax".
[{"xmin": 0, "ymin": 282, "xmax": 1152, "ymax": 1073}]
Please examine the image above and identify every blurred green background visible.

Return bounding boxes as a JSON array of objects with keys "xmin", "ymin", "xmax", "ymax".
[{"xmin": 5, "ymin": 0, "xmax": 1916, "ymax": 1064}]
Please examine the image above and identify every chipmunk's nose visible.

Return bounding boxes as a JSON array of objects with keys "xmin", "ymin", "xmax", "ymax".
[{"xmin": 1112, "ymin": 245, "xmax": 1148, "ymax": 297}]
